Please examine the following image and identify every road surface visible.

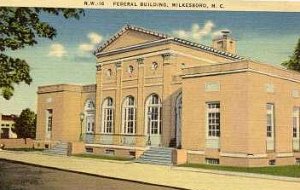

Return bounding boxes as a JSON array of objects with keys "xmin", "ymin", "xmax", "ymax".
[{"xmin": 0, "ymin": 160, "xmax": 184, "ymax": 190}]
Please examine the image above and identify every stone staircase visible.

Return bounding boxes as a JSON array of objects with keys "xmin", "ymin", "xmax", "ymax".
[
  {"xmin": 43, "ymin": 142, "xmax": 69, "ymax": 156},
  {"xmin": 136, "ymin": 147, "xmax": 174, "ymax": 165}
]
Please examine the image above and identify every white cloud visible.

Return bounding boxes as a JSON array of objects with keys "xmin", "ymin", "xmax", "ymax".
[
  {"xmin": 48, "ymin": 43, "xmax": 67, "ymax": 58},
  {"xmin": 78, "ymin": 32, "xmax": 103, "ymax": 52},
  {"xmin": 79, "ymin": 43, "xmax": 94, "ymax": 52},
  {"xmin": 88, "ymin": 32, "xmax": 103, "ymax": 44},
  {"xmin": 173, "ymin": 21, "xmax": 215, "ymax": 42}
]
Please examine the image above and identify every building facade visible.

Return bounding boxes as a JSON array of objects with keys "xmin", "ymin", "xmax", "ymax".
[
  {"xmin": 36, "ymin": 25, "xmax": 300, "ymax": 166},
  {"xmin": 0, "ymin": 114, "xmax": 17, "ymax": 139}
]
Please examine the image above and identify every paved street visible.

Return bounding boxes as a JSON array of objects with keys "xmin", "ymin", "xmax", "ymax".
[
  {"xmin": 0, "ymin": 151, "xmax": 300, "ymax": 190},
  {"xmin": 0, "ymin": 160, "xmax": 181, "ymax": 190}
]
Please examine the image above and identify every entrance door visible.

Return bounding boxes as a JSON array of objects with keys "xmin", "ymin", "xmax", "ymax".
[
  {"xmin": 86, "ymin": 115, "xmax": 95, "ymax": 133},
  {"xmin": 175, "ymin": 94, "xmax": 182, "ymax": 148},
  {"xmin": 145, "ymin": 94, "xmax": 162, "ymax": 147},
  {"xmin": 45, "ymin": 109, "xmax": 53, "ymax": 140},
  {"xmin": 85, "ymin": 115, "xmax": 95, "ymax": 143}
]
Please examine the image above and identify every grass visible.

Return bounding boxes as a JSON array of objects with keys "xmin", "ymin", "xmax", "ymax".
[
  {"xmin": 73, "ymin": 153, "xmax": 134, "ymax": 161},
  {"xmin": 4, "ymin": 148, "xmax": 44, "ymax": 152},
  {"xmin": 179, "ymin": 163, "xmax": 300, "ymax": 178}
]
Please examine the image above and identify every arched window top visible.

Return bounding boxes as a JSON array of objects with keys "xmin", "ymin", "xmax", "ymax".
[
  {"xmin": 123, "ymin": 96, "xmax": 135, "ymax": 107},
  {"xmin": 147, "ymin": 94, "xmax": 161, "ymax": 106},
  {"xmin": 103, "ymin": 97, "xmax": 113, "ymax": 107},
  {"xmin": 85, "ymin": 99, "xmax": 95, "ymax": 110}
]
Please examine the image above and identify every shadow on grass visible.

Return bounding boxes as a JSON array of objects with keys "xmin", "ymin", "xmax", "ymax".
[{"xmin": 178, "ymin": 163, "xmax": 300, "ymax": 178}]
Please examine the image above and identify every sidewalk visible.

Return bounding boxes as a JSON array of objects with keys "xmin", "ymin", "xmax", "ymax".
[{"xmin": 1, "ymin": 151, "xmax": 300, "ymax": 190}]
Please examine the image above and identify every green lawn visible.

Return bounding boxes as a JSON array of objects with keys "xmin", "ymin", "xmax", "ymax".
[
  {"xmin": 73, "ymin": 153, "xmax": 134, "ymax": 161},
  {"xmin": 4, "ymin": 148, "xmax": 44, "ymax": 152},
  {"xmin": 179, "ymin": 163, "xmax": 300, "ymax": 178}
]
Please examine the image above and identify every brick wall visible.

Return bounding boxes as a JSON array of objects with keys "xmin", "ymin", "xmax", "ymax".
[{"xmin": 0, "ymin": 138, "xmax": 34, "ymax": 149}]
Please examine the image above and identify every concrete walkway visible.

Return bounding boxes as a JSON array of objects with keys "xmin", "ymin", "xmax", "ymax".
[{"xmin": 1, "ymin": 151, "xmax": 300, "ymax": 190}]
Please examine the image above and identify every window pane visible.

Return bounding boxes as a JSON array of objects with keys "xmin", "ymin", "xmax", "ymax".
[
  {"xmin": 123, "ymin": 97, "xmax": 136, "ymax": 134},
  {"xmin": 207, "ymin": 103, "xmax": 220, "ymax": 137},
  {"xmin": 102, "ymin": 98, "xmax": 114, "ymax": 134},
  {"xmin": 266, "ymin": 104, "xmax": 274, "ymax": 139}
]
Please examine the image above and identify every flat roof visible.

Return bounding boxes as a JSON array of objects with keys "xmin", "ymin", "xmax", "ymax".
[{"xmin": 182, "ymin": 60, "xmax": 300, "ymax": 83}]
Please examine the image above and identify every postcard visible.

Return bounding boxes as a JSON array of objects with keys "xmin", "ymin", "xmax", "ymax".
[{"xmin": 0, "ymin": 0, "xmax": 300, "ymax": 190}]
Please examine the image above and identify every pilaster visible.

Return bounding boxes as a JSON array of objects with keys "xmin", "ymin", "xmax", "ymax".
[
  {"xmin": 95, "ymin": 64, "xmax": 102, "ymax": 134},
  {"xmin": 114, "ymin": 61, "xmax": 122, "ymax": 144},
  {"xmin": 136, "ymin": 57, "xmax": 145, "ymax": 146},
  {"xmin": 161, "ymin": 53, "xmax": 175, "ymax": 146}
]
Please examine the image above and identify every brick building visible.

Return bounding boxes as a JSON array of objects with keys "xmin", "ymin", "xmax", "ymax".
[{"xmin": 36, "ymin": 25, "xmax": 300, "ymax": 166}]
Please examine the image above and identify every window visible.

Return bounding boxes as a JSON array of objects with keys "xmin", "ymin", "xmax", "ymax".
[
  {"xmin": 122, "ymin": 96, "xmax": 136, "ymax": 134},
  {"xmin": 266, "ymin": 104, "xmax": 274, "ymax": 138},
  {"xmin": 46, "ymin": 109, "xmax": 53, "ymax": 132},
  {"xmin": 269, "ymin": 159, "xmax": 276, "ymax": 166},
  {"xmin": 102, "ymin": 98, "xmax": 114, "ymax": 134},
  {"xmin": 293, "ymin": 107, "xmax": 300, "ymax": 138},
  {"xmin": 207, "ymin": 102, "xmax": 220, "ymax": 138},
  {"xmin": 206, "ymin": 158, "xmax": 220, "ymax": 165},
  {"xmin": 105, "ymin": 149, "xmax": 115, "ymax": 155},
  {"xmin": 146, "ymin": 94, "xmax": 162, "ymax": 135},
  {"xmin": 85, "ymin": 147, "xmax": 93, "ymax": 153}
]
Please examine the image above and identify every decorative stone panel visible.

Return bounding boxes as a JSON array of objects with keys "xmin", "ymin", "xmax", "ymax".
[
  {"xmin": 265, "ymin": 83, "xmax": 275, "ymax": 93},
  {"xmin": 205, "ymin": 82, "xmax": 220, "ymax": 92},
  {"xmin": 292, "ymin": 89, "xmax": 300, "ymax": 98}
]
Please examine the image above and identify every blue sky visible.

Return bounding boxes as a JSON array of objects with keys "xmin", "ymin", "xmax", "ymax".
[{"xmin": 1, "ymin": 9, "xmax": 300, "ymax": 114}]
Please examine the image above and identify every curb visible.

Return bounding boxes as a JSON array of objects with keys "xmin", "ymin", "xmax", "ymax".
[{"xmin": 171, "ymin": 166, "xmax": 300, "ymax": 183}]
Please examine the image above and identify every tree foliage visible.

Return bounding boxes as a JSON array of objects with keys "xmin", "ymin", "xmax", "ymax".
[
  {"xmin": 0, "ymin": 8, "xmax": 84, "ymax": 99},
  {"xmin": 282, "ymin": 38, "xmax": 300, "ymax": 71},
  {"xmin": 13, "ymin": 108, "xmax": 36, "ymax": 141}
]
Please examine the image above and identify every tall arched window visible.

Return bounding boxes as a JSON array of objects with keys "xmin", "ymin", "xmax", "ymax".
[
  {"xmin": 122, "ymin": 96, "xmax": 136, "ymax": 134},
  {"xmin": 146, "ymin": 94, "xmax": 162, "ymax": 135},
  {"xmin": 85, "ymin": 99, "xmax": 95, "ymax": 133},
  {"xmin": 102, "ymin": 97, "xmax": 114, "ymax": 134}
]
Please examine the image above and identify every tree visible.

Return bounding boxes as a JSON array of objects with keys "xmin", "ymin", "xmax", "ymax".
[
  {"xmin": 13, "ymin": 108, "xmax": 36, "ymax": 143},
  {"xmin": 282, "ymin": 38, "xmax": 300, "ymax": 71},
  {"xmin": 0, "ymin": 8, "xmax": 84, "ymax": 100}
]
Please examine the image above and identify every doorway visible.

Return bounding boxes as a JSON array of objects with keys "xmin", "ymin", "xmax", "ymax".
[{"xmin": 175, "ymin": 94, "xmax": 182, "ymax": 148}]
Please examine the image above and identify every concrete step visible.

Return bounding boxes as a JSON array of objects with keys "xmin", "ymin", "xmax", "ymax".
[
  {"xmin": 141, "ymin": 154, "xmax": 172, "ymax": 159},
  {"xmin": 43, "ymin": 142, "xmax": 68, "ymax": 156},
  {"xmin": 136, "ymin": 147, "xmax": 174, "ymax": 165},
  {"xmin": 138, "ymin": 157, "xmax": 172, "ymax": 163},
  {"xmin": 136, "ymin": 159, "xmax": 172, "ymax": 165},
  {"xmin": 144, "ymin": 151, "xmax": 172, "ymax": 155}
]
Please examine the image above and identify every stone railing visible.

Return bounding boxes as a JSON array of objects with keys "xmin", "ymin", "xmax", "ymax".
[{"xmin": 82, "ymin": 133, "xmax": 147, "ymax": 147}]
